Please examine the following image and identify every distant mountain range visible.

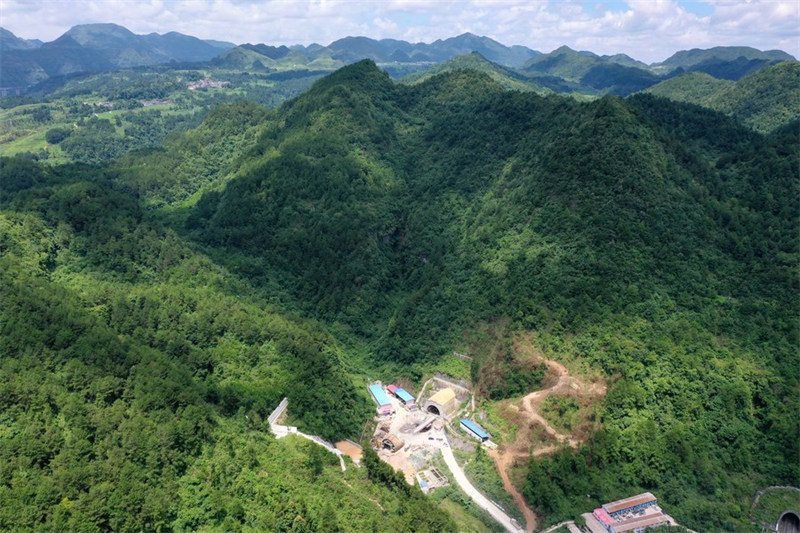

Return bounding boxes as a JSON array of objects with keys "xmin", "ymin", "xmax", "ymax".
[
  {"xmin": 0, "ymin": 27, "xmax": 43, "ymax": 50},
  {"xmin": 210, "ymin": 32, "xmax": 542, "ymax": 74},
  {"xmin": 400, "ymin": 52, "xmax": 582, "ymax": 94},
  {"xmin": 0, "ymin": 24, "xmax": 236, "ymax": 88},
  {"xmin": 1, "ymin": 23, "xmax": 795, "ymax": 95}
]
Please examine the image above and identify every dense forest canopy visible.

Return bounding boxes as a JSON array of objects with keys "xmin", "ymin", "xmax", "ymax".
[{"xmin": 1, "ymin": 59, "xmax": 798, "ymax": 531}]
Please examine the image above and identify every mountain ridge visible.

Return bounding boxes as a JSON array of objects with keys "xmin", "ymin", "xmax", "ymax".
[
  {"xmin": 2, "ymin": 22, "xmax": 795, "ymax": 95},
  {"xmin": 0, "ymin": 24, "xmax": 236, "ymax": 87},
  {"xmin": 0, "ymin": 59, "xmax": 797, "ymax": 531},
  {"xmin": 646, "ymin": 61, "xmax": 800, "ymax": 132}
]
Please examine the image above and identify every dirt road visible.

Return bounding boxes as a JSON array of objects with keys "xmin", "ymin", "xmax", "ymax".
[{"xmin": 489, "ymin": 356, "xmax": 606, "ymax": 532}]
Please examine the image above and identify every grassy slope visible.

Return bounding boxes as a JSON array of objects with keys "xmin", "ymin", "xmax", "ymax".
[
  {"xmin": 645, "ymin": 71, "xmax": 732, "ymax": 102},
  {"xmin": 645, "ymin": 61, "xmax": 800, "ymax": 133}
]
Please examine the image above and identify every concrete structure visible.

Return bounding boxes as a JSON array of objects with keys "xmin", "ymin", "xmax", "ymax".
[
  {"xmin": 268, "ymin": 397, "xmax": 288, "ymax": 424},
  {"xmin": 424, "ymin": 387, "xmax": 459, "ymax": 417},
  {"xmin": 268, "ymin": 398, "xmax": 348, "ymax": 472},
  {"xmin": 412, "ymin": 415, "xmax": 438, "ymax": 434},
  {"xmin": 778, "ymin": 510, "xmax": 800, "ymax": 533},
  {"xmin": 460, "ymin": 419, "xmax": 490, "ymax": 441},
  {"xmin": 369, "ymin": 384, "xmax": 394, "ymax": 415}
]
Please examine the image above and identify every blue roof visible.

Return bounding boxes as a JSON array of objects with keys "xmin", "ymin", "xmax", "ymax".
[
  {"xmin": 369, "ymin": 384, "xmax": 391, "ymax": 406},
  {"xmin": 460, "ymin": 419, "xmax": 490, "ymax": 439},
  {"xmin": 395, "ymin": 388, "xmax": 415, "ymax": 403}
]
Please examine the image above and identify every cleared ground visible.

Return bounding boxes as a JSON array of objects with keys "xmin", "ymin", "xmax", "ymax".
[{"xmin": 488, "ymin": 345, "xmax": 606, "ymax": 533}]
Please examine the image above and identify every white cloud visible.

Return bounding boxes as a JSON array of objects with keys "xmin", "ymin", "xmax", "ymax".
[{"xmin": 0, "ymin": 0, "xmax": 797, "ymax": 62}]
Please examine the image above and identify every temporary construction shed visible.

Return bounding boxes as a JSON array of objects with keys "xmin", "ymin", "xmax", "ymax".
[
  {"xmin": 460, "ymin": 419, "xmax": 490, "ymax": 441},
  {"xmin": 369, "ymin": 384, "xmax": 394, "ymax": 415},
  {"xmin": 387, "ymin": 384, "xmax": 418, "ymax": 410}
]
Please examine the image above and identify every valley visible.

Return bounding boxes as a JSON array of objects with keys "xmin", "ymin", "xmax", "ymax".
[{"xmin": 1, "ymin": 20, "xmax": 798, "ymax": 533}]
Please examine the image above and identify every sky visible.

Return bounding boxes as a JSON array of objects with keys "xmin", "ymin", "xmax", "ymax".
[{"xmin": 1, "ymin": 0, "xmax": 798, "ymax": 63}]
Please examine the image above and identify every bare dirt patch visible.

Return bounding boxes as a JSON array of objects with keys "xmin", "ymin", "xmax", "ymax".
[
  {"xmin": 335, "ymin": 440, "xmax": 362, "ymax": 463},
  {"xmin": 488, "ymin": 335, "xmax": 607, "ymax": 532}
]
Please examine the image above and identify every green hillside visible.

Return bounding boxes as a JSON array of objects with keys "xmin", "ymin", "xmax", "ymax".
[
  {"xmin": 656, "ymin": 46, "xmax": 794, "ymax": 71},
  {"xmin": 521, "ymin": 46, "xmax": 660, "ymax": 95},
  {"xmin": 706, "ymin": 61, "xmax": 800, "ymax": 133},
  {"xmin": 645, "ymin": 71, "xmax": 732, "ymax": 102},
  {"xmin": 1, "ymin": 60, "xmax": 798, "ymax": 531},
  {"xmin": 646, "ymin": 61, "xmax": 800, "ymax": 133},
  {"xmin": 401, "ymin": 52, "xmax": 552, "ymax": 94},
  {"xmin": 0, "ymin": 155, "xmax": 455, "ymax": 531},
  {"xmin": 173, "ymin": 63, "xmax": 800, "ymax": 530},
  {"xmin": 214, "ymin": 44, "xmax": 345, "ymax": 71}
]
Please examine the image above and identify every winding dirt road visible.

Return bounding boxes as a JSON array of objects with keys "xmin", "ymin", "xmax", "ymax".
[{"xmin": 489, "ymin": 357, "xmax": 605, "ymax": 532}]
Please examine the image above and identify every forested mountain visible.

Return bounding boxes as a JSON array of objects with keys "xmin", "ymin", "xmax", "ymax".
[
  {"xmin": 214, "ymin": 31, "xmax": 541, "ymax": 75},
  {"xmin": 0, "ymin": 24, "xmax": 235, "ymax": 88},
  {"xmin": 132, "ymin": 62, "xmax": 800, "ymax": 530},
  {"xmin": 645, "ymin": 71, "xmax": 733, "ymax": 102},
  {"xmin": 0, "ymin": 27, "xmax": 42, "ymax": 50},
  {"xmin": 647, "ymin": 61, "xmax": 800, "ymax": 133},
  {"xmin": 213, "ymin": 43, "xmax": 345, "ymax": 71},
  {"xmin": 400, "ymin": 52, "xmax": 557, "ymax": 93},
  {"xmin": 654, "ymin": 46, "xmax": 795, "ymax": 79},
  {"xmin": 327, "ymin": 32, "xmax": 540, "ymax": 67},
  {"xmin": 517, "ymin": 44, "xmax": 796, "ymax": 96},
  {"xmin": 1, "ymin": 56, "xmax": 798, "ymax": 532},
  {"xmin": 520, "ymin": 45, "xmax": 661, "ymax": 95},
  {"xmin": 0, "ymin": 138, "xmax": 454, "ymax": 531},
  {"xmin": 600, "ymin": 53, "xmax": 649, "ymax": 69}
]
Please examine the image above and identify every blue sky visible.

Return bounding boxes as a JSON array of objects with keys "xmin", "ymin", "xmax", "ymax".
[{"xmin": 2, "ymin": 0, "xmax": 798, "ymax": 62}]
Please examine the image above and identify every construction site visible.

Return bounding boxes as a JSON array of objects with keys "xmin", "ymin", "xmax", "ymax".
[
  {"xmin": 269, "ymin": 353, "xmax": 685, "ymax": 533},
  {"xmin": 368, "ymin": 375, "xmax": 481, "ymax": 485},
  {"xmin": 366, "ymin": 375, "xmax": 524, "ymax": 532}
]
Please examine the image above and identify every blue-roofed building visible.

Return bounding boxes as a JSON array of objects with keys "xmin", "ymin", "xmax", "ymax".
[
  {"xmin": 387, "ymin": 384, "xmax": 419, "ymax": 410},
  {"xmin": 368, "ymin": 384, "xmax": 393, "ymax": 415},
  {"xmin": 460, "ymin": 419, "xmax": 490, "ymax": 442},
  {"xmin": 395, "ymin": 388, "xmax": 415, "ymax": 404}
]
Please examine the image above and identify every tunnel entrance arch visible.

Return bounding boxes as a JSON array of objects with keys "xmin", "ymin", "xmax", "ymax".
[
  {"xmin": 427, "ymin": 405, "xmax": 441, "ymax": 416},
  {"xmin": 778, "ymin": 510, "xmax": 800, "ymax": 533}
]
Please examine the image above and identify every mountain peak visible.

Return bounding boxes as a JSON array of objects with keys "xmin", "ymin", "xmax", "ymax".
[
  {"xmin": 65, "ymin": 22, "xmax": 135, "ymax": 36},
  {"xmin": 63, "ymin": 23, "xmax": 138, "ymax": 48},
  {"xmin": 553, "ymin": 45, "xmax": 578, "ymax": 54},
  {"xmin": 306, "ymin": 59, "xmax": 391, "ymax": 94}
]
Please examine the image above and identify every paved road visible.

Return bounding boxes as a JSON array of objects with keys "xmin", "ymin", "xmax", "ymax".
[{"xmin": 440, "ymin": 439, "xmax": 524, "ymax": 533}]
